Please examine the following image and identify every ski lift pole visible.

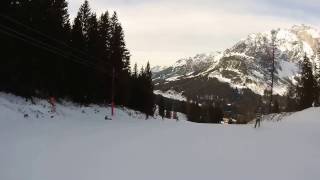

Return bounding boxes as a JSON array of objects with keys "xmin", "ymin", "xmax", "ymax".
[
  {"xmin": 49, "ymin": 96, "xmax": 56, "ymax": 113},
  {"xmin": 111, "ymin": 67, "xmax": 115, "ymax": 117}
]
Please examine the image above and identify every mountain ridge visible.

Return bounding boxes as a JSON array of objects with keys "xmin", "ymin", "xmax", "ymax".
[{"xmin": 153, "ymin": 24, "xmax": 320, "ymax": 98}]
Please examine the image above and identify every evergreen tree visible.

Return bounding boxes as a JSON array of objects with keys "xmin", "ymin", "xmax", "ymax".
[
  {"xmin": 110, "ymin": 12, "xmax": 131, "ymax": 105},
  {"xmin": 0, "ymin": 0, "xmax": 16, "ymax": 92},
  {"xmin": 165, "ymin": 109, "xmax": 172, "ymax": 119},
  {"xmin": 158, "ymin": 96, "xmax": 165, "ymax": 119},
  {"xmin": 0, "ymin": 0, "xmax": 156, "ymax": 116},
  {"xmin": 0, "ymin": 0, "xmax": 72, "ymax": 98},
  {"xmin": 87, "ymin": 14, "xmax": 99, "ymax": 58},
  {"xmin": 77, "ymin": 0, "xmax": 91, "ymax": 43},
  {"xmin": 215, "ymin": 105, "xmax": 224, "ymax": 123},
  {"xmin": 45, "ymin": 0, "xmax": 71, "ymax": 97},
  {"xmin": 70, "ymin": 5, "xmax": 87, "ymax": 102},
  {"xmin": 132, "ymin": 63, "xmax": 138, "ymax": 79},
  {"xmin": 298, "ymin": 54, "xmax": 317, "ymax": 110},
  {"xmin": 17, "ymin": 0, "xmax": 49, "ymax": 97},
  {"xmin": 200, "ymin": 102, "xmax": 210, "ymax": 123},
  {"xmin": 208, "ymin": 103, "xmax": 216, "ymax": 123},
  {"xmin": 110, "ymin": 12, "xmax": 128, "ymax": 72},
  {"xmin": 94, "ymin": 12, "xmax": 112, "ymax": 102},
  {"xmin": 186, "ymin": 101, "xmax": 201, "ymax": 122},
  {"xmin": 128, "ymin": 63, "xmax": 139, "ymax": 108},
  {"xmin": 97, "ymin": 12, "xmax": 112, "ymax": 72},
  {"xmin": 314, "ymin": 62, "xmax": 320, "ymax": 107},
  {"xmin": 285, "ymin": 83, "xmax": 298, "ymax": 112},
  {"xmin": 165, "ymin": 100, "xmax": 173, "ymax": 119},
  {"xmin": 46, "ymin": 0, "xmax": 70, "ymax": 38},
  {"xmin": 86, "ymin": 13, "xmax": 100, "ymax": 101},
  {"xmin": 272, "ymin": 99, "xmax": 280, "ymax": 113},
  {"xmin": 143, "ymin": 62, "xmax": 155, "ymax": 117}
]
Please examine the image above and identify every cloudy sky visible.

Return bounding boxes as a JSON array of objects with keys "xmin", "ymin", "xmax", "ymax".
[{"xmin": 68, "ymin": 0, "xmax": 320, "ymax": 66}]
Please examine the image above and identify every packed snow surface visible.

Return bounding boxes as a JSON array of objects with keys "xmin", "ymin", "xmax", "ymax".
[{"xmin": 1, "ymin": 92, "xmax": 320, "ymax": 180}]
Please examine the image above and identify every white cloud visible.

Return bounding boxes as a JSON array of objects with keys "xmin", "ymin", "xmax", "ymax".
[{"xmin": 68, "ymin": 0, "xmax": 320, "ymax": 66}]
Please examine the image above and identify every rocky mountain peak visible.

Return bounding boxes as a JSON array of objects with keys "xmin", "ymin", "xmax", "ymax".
[{"xmin": 153, "ymin": 25, "xmax": 320, "ymax": 98}]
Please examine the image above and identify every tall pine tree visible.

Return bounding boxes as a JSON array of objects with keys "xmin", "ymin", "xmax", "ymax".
[
  {"xmin": 143, "ymin": 62, "xmax": 155, "ymax": 117},
  {"xmin": 110, "ymin": 12, "xmax": 131, "ymax": 106},
  {"xmin": 298, "ymin": 54, "xmax": 317, "ymax": 110}
]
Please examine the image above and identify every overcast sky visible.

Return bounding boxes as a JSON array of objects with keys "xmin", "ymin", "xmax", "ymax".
[{"xmin": 68, "ymin": 0, "xmax": 320, "ymax": 66}]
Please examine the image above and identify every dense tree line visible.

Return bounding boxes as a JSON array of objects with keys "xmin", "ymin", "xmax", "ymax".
[
  {"xmin": 0, "ymin": 0, "xmax": 154, "ymax": 116},
  {"xmin": 156, "ymin": 95, "xmax": 224, "ymax": 123},
  {"xmin": 156, "ymin": 95, "xmax": 185, "ymax": 120},
  {"xmin": 186, "ymin": 100, "xmax": 223, "ymax": 124},
  {"xmin": 130, "ymin": 62, "xmax": 155, "ymax": 117},
  {"xmin": 285, "ymin": 54, "xmax": 320, "ymax": 111}
]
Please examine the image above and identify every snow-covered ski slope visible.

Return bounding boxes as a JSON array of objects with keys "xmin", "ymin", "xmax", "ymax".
[{"xmin": 0, "ymin": 92, "xmax": 320, "ymax": 180}]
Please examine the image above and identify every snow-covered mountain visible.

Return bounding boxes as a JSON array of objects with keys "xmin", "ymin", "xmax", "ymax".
[
  {"xmin": 151, "ymin": 65, "xmax": 168, "ymax": 73},
  {"xmin": 153, "ymin": 25, "xmax": 320, "ymax": 98}
]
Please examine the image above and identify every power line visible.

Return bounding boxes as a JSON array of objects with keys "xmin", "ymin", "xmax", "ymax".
[
  {"xmin": 0, "ymin": 23, "xmax": 118, "ymax": 77},
  {"xmin": 0, "ymin": 14, "xmax": 111, "ymax": 66},
  {"xmin": 0, "ymin": 27, "xmax": 87, "ymax": 67},
  {"xmin": 0, "ymin": 13, "xmax": 116, "ymax": 77},
  {"xmin": 0, "ymin": 24, "xmax": 97, "ymax": 69}
]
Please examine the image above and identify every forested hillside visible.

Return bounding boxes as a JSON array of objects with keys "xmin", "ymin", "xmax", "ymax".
[{"xmin": 0, "ymin": 0, "xmax": 154, "ymax": 116}]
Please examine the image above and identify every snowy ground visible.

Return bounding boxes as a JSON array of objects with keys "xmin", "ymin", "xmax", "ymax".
[{"xmin": 1, "ymin": 92, "xmax": 320, "ymax": 180}]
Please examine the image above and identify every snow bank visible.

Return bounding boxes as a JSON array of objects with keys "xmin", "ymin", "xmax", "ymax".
[{"xmin": 1, "ymin": 93, "xmax": 320, "ymax": 180}]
